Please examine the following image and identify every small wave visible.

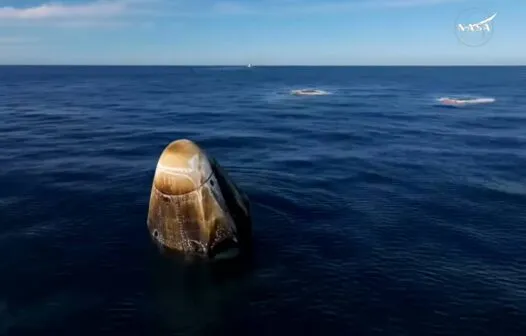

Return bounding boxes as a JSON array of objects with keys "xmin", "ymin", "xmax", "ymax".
[
  {"xmin": 437, "ymin": 97, "xmax": 496, "ymax": 107},
  {"xmin": 290, "ymin": 89, "xmax": 331, "ymax": 96}
]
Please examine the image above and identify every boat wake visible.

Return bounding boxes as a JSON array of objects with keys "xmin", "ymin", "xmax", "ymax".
[
  {"xmin": 290, "ymin": 89, "xmax": 331, "ymax": 96},
  {"xmin": 437, "ymin": 96, "xmax": 496, "ymax": 107}
]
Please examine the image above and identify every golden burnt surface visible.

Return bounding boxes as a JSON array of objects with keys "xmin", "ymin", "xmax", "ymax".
[{"xmin": 153, "ymin": 139, "xmax": 212, "ymax": 196}]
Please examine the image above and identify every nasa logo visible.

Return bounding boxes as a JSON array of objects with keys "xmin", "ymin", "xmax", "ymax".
[{"xmin": 455, "ymin": 8, "xmax": 497, "ymax": 47}]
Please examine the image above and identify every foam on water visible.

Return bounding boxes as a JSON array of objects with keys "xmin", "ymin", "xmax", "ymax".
[{"xmin": 260, "ymin": 86, "xmax": 335, "ymax": 103}]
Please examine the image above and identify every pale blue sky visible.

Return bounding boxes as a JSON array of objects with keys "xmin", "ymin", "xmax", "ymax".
[{"xmin": 0, "ymin": 0, "xmax": 523, "ymax": 65}]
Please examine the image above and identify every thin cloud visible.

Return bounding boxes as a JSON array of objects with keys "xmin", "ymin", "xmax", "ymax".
[
  {"xmin": 0, "ymin": 0, "xmax": 469, "ymax": 22},
  {"xmin": 0, "ymin": 1, "xmax": 129, "ymax": 20},
  {"xmin": 0, "ymin": 37, "xmax": 37, "ymax": 44},
  {"xmin": 209, "ymin": 0, "xmax": 468, "ymax": 15},
  {"xmin": 0, "ymin": 37, "xmax": 25, "ymax": 43}
]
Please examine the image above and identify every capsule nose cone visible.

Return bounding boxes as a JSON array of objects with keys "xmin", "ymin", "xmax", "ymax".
[{"xmin": 153, "ymin": 139, "xmax": 213, "ymax": 195}]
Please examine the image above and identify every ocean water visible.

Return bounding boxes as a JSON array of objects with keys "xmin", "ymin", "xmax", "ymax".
[{"xmin": 1, "ymin": 66, "xmax": 525, "ymax": 336}]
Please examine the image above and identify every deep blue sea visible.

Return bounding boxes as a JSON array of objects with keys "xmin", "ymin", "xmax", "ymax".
[{"xmin": 1, "ymin": 66, "xmax": 526, "ymax": 336}]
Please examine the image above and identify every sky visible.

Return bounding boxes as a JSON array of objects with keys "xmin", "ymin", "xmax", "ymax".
[{"xmin": 0, "ymin": 0, "xmax": 523, "ymax": 65}]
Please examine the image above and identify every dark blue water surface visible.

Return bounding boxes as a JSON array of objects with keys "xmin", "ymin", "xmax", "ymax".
[{"xmin": 1, "ymin": 66, "xmax": 526, "ymax": 336}]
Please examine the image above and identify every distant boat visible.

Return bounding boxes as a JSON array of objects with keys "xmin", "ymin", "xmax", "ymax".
[
  {"xmin": 247, "ymin": 64, "xmax": 253, "ymax": 68},
  {"xmin": 438, "ymin": 97, "xmax": 495, "ymax": 107},
  {"xmin": 291, "ymin": 89, "xmax": 329, "ymax": 96}
]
